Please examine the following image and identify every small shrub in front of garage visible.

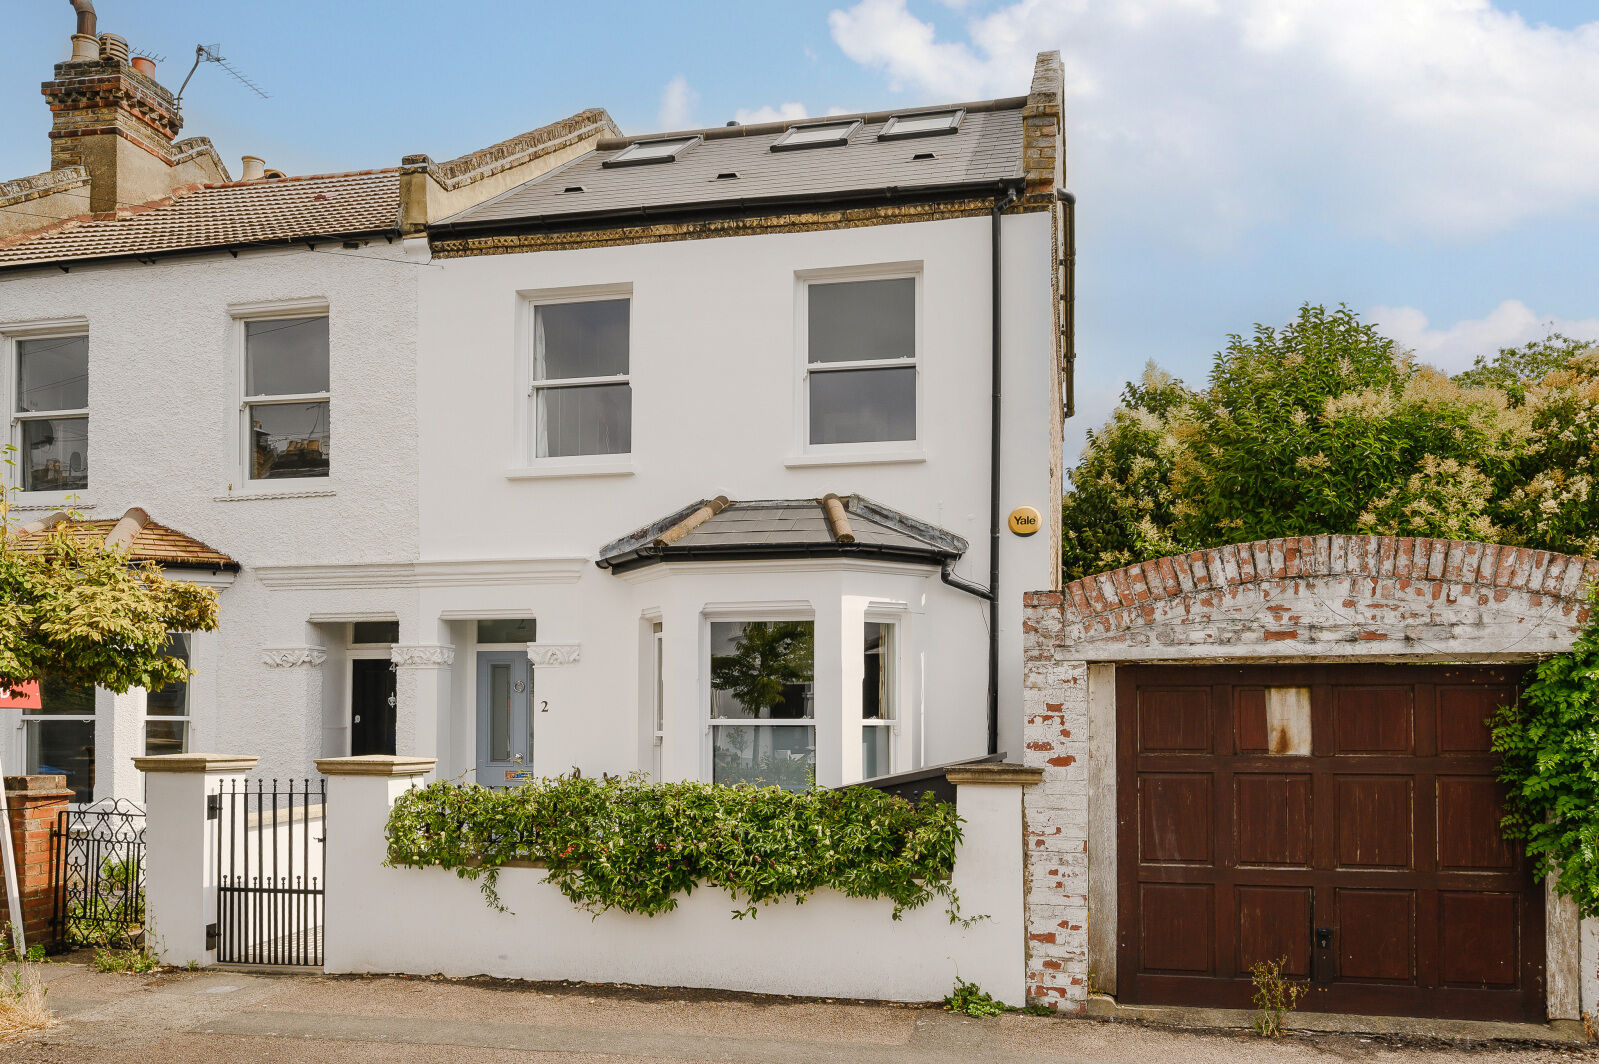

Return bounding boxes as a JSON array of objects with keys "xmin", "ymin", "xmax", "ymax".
[
  {"xmin": 1493, "ymin": 587, "xmax": 1599, "ymax": 916},
  {"xmin": 383, "ymin": 774, "xmax": 963, "ymax": 920}
]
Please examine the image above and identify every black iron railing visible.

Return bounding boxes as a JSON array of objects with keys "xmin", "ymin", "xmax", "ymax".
[
  {"xmin": 214, "ymin": 777, "xmax": 325, "ymax": 966},
  {"xmin": 51, "ymin": 798, "xmax": 146, "ymax": 947}
]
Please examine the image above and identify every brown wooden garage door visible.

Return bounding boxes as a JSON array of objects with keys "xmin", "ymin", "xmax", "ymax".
[{"xmin": 1116, "ymin": 664, "xmax": 1544, "ymax": 1022}]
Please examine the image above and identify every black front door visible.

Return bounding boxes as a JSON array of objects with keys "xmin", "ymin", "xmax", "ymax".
[{"xmin": 351, "ymin": 658, "xmax": 396, "ymax": 756}]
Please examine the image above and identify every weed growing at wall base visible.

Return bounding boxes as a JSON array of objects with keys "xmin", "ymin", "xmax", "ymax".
[{"xmin": 384, "ymin": 774, "xmax": 963, "ymax": 920}]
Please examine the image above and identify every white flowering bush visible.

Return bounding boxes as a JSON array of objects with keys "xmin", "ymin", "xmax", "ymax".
[{"xmin": 1061, "ymin": 306, "xmax": 1596, "ymax": 581}]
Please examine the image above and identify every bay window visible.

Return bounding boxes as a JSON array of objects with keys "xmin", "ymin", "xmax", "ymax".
[
  {"xmin": 25, "ymin": 676, "xmax": 95, "ymax": 803},
  {"xmin": 709, "ymin": 620, "xmax": 814, "ymax": 790},
  {"xmin": 14, "ymin": 334, "xmax": 89, "ymax": 491},
  {"xmin": 144, "ymin": 632, "xmax": 191, "ymax": 756},
  {"xmin": 862, "ymin": 621, "xmax": 896, "ymax": 779}
]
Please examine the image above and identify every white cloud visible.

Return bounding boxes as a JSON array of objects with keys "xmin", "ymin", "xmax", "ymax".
[
  {"xmin": 657, "ymin": 75, "xmax": 698, "ymax": 130},
  {"xmin": 826, "ymin": 0, "xmax": 1599, "ymax": 241},
  {"xmin": 733, "ymin": 103, "xmax": 810, "ymax": 125},
  {"xmin": 1368, "ymin": 299, "xmax": 1599, "ymax": 372}
]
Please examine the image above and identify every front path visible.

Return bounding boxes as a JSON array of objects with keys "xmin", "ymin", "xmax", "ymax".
[{"xmin": 0, "ymin": 962, "xmax": 1589, "ymax": 1064}]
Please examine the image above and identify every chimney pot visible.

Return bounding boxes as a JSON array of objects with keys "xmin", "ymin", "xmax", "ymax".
[
  {"xmin": 97, "ymin": 33, "xmax": 129, "ymax": 64},
  {"xmin": 131, "ymin": 56, "xmax": 156, "ymax": 75},
  {"xmin": 240, "ymin": 156, "xmax": 265, "ymax": 181},
  {"xmin": 69, "ymin": 33, "xmax": 98, "ymax": 61}
]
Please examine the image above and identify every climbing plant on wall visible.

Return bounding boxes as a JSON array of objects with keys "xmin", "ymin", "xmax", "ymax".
[
  {"xmin": 384, "ymin": 773, "xmax": 967, "ymax": 920},
  {"xmin": 1492, "ymin": 587, "xmax": 1599, "ymax": 917}
]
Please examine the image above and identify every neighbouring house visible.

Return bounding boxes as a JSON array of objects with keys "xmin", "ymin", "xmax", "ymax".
[{"xmin": 0, "ymin": 7, "xmax": 1070, "ymax": 800}]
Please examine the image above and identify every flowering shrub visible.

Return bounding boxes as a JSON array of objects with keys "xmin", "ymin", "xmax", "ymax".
[
  {"xmin": 384, "ymin": 774, "xmax": 964, "ymax": 920},
  {"xmin": 1061, "ymin": 305, "xmax": 1596, "ymax": 580}
]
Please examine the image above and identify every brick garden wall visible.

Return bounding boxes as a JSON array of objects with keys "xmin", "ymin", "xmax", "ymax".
[
  {"xmin": 1019, "ymin": 534, "xmax": 1598, "ymax": 1012},
  {"xmin": 0, "ymin": 775, "xmax": 72, "ymax": 950}
]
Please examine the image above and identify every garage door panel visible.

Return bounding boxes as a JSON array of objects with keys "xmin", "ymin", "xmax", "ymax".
[
  {"xmin": 1437, "ymin": 685, "xmax": 1514, "ymax": 754},
  {"xmin": 1139, "ymin": 687, "xmax": 1212, "ymax": 753},
  {"xmin": 1437, "ymin": 777, "xmax": 1516, "ymax": 871},
  {"xmin": 1337, "ymin": 889, "xmax": 1417, "ymax": 983},
  {"xmin": 1140, "ymin": 774, "xmax": 1213, "ymax": 864},
  {"xmin": 1118, "ymin": 664, "xmax": 1543, "ymax": 1023},
  {"xmin": 1234, "ymin": 774, "xmax": 1311, "ymax": 866},
  {"xmin": 1333, "ymin": 686, "xmax": 1414, "ymax": 753},
  {"xmin": 1140, "ymin": 883, "xmax": 1213, "ymax": 973},
  {"xmin": 1438, "ymin": 892, "xmax": 1519, "ymax": 988},
  {"xmin": 1237, "ymin": 886, "xmax": 1312, "ymax": 977},
  {"xmin": 1336, "ymin": 776, "xmax": 1413, "ymax": 869}
]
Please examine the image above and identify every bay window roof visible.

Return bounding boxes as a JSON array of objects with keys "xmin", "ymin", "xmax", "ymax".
[
  {"xmin": 595, "ymin": 493, "xmax": 967, "ymax": 573},
  {"xmin": 6, "ymin": 507, "xmax": 238, "ymax": 572}
]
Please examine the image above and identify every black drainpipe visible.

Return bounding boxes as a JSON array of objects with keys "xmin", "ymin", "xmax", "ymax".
[
  {"xmin": 1057, "ymin": 188, "xmax": 1077, "ymax": 419},
  {"xmin": 932, "ymin": 181, "xmax": 1020, "ymax": 758},
  {"xmin": 987, "ymin": 184, "xmax": 1018, "ymax": 755}
]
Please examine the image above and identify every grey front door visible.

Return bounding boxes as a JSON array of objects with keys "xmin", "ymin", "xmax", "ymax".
[{"xmin": 476, "ymin": 651, "xmax": 533, "ymax": 786}]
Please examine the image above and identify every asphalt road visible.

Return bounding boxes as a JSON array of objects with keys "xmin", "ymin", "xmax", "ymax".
[{"xmin": 0, "ymin": 961, "xmax": 1592, "ymax": 1063}]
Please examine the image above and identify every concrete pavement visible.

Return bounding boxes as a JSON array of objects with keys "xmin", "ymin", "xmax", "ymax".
[{"xmin": 0, "ymin": 961, "xmax": 1592, "ymax": 1063}]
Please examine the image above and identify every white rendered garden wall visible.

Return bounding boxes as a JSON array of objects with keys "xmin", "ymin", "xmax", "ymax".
[{"xmin": 314, "ymin": 759, "xmax": 1035, "ymax": 1003}]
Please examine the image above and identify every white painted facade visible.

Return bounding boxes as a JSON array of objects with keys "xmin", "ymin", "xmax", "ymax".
[
  {"xmin": 1, "ymin": 209, "xmax": 1061, "ymax": 798},
  {"xmin": 0, "ymin": 239, "xmax": 423, "ymax": 800}
]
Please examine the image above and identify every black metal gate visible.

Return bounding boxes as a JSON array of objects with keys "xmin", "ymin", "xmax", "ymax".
[
  {"xmin": 213, "ymin": 778, "xmax": 325, "ymax": 966},
  {"xmin": 51, "ymin": 799, "xmax": 146, "ymax": 947}
]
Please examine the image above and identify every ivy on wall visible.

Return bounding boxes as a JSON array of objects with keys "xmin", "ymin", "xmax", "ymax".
[
  {"xmin": 1492, "ymin": 587, "xmax": 1599, "ymax": 917},
  {"xmin": 384, "ymin": 774, "xmax": 964, "ymax": 919}
]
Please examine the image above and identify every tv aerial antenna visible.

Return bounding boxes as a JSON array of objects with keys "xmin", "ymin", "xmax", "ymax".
[{"xmin": 175, "ymin": 44, "xmax": 270, "ymax": 103}]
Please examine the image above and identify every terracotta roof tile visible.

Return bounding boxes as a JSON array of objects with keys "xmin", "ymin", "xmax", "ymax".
[
  {"xmin": 9, "ymin": 517, "xmax": 237, "ymax": 571},
  {"xmin": 0, "ymin": 170, "xmax": 399, "ymax": 269}
]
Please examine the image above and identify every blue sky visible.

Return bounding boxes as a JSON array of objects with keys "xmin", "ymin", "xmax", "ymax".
[{"xmin": 5, "ymin": 0, "xmax": 1597, "ymax": 460}]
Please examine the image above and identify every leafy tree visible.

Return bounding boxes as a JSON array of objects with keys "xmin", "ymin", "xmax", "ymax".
[
  {"xmin": 1492, "ymin": 589, "xmax": 1599, "ymax": 916},
  {"xmin": 0, "ymin": 480, "xmax": 218, "ymax": 695},
  {"xmin": 1494, "ymin": 353, "xmax": 1599, "ymax": 558},
  {"xmin": 1059, "ymin": 366, "xmax": 1188, "ymax": 579},
  {"xmin": 1059, "ymin": 304, "xmax": 1596, "ymax": 581},
  {"xmin": 1454, "ymin": 333, "xmax": 1593, "ymax": 403}
]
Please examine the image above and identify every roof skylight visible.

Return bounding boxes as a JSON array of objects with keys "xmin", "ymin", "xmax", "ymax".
[
  {"xmin": 604, "ymin": 136, "xmax": 700, "ymax": 167},
  {"xmin": 770, "ymin": 119, "xmax": 861, "ymax": 152},
  {"xmin": 877, "ymin": 109, "xmax": 965, "ymax": 140}
]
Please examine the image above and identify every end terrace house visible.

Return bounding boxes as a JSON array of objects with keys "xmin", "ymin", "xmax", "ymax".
[{"xmin": 0, "ymin": 10, "xmax": 1071, "ymax": 800}]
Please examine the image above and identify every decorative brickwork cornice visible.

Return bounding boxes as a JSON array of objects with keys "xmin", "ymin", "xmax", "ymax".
[
  {"xmin": 421, "ymin": 108, "xmax": 620, "ymax": 189},
  {"xmin": 1026, "ymin": 536, "xmax": 1599, "ymax": 661},
  {"xmin": 432, "ymin": 195, "xmax": 1048, "ymax": 258},
  {"xmin": 43, "ymin": 60, "xmax": 183, "ymax": 144},
  {"xmin": 0, "ymin": 167, "xmax": 90, "ymax": 207}
]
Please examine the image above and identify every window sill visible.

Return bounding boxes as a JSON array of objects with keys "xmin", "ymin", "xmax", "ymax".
[
  {"xmin": 783, "ymin": 449, "xmax": 926, "ymax": 468},
  {"xmin": 5, "ymin": 496, "xmax": 96, "ymax": 512},
  {"xmin": 506, "ymin": 460, "xmax": 635, "ymax": 480},
  {"xmin": 213, "ymin": 487, "xmax": 337, "ymax": 502}
]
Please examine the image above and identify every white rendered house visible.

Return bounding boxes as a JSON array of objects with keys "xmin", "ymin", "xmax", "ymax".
[{"xmin": 0, "ymin": 20, "xmax": 1071, "ymax": 800}]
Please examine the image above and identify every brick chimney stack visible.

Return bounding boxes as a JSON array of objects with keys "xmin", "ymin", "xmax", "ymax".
[{"xmin": 40, "ymin": 16, "xmax": 229, "ymax": 212}]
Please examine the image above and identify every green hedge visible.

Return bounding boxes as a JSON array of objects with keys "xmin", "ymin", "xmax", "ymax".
[{"xmin": 384, "ymin": 774, "xmax": 965, "ymax": 920}]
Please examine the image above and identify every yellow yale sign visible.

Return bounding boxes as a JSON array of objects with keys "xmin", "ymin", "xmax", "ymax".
[{"xmin": 1008, "ymin": 506, "xmax": 1041, "ymax": 536}]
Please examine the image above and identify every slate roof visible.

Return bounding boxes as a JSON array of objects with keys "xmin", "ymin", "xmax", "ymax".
[
  {"xmin": 0, "ymin": 170, "xmax": 400, "ymax": 270},
  {"xmin": 438, "ymin": 100, "xmax": 1026, "ymax": 232},
  {"xmin": 596, "ymin": 495, "xmax": 967, "ymax": 573},
  {"xmin": 8, "ymin": 509, "xmax": 237, "ymax": 571}
]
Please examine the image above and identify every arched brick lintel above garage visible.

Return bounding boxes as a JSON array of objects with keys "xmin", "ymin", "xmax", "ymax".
[{"xmin": 1026, "ymin": 536, "xmax": 1599, "ymax": 662}]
